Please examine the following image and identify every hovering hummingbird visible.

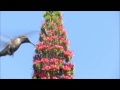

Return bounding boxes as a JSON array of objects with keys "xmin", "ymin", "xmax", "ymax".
[{"xmin": 0, "ymin": 31, "xmax": 37, "ymax": 57}]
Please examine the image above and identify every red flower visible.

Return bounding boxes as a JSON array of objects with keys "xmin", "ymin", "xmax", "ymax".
[
  {"xmin": 50, "ymin": 58, "xmax": 57, "ymax": 63},
  {"xmin": 54, "ymin": 45, "xmax": 63, "ymax": 50},
  {"xmin": 41, "ymin": 58, "xmax": 49, "ymax": 63},
  {"xmin": 52, "ymin": 36, "xmax": 57, "ymax": 40},
  {"xmin": 42, "ymin": 66, "xmax": 51, "ymax": 71},
  {"xmin": 44, "ymin": 37, "xmax": 52, "ymax": 42},
  {"xmin": 33, "ymin": 11, "xmax": 74, "ymax": 79},
  {"xmin": 63, "ymin": 75, "xmax": 69, "ymax": 79},
  {"xmin": 63, "ymin": 50, "xmax": 73, "ymax": 57},
  {"xmin": 57, "ymin": 26, "xmax": 63, "ymax": 31},
  {"xmin": 50, "ymin": 64, "xmax": 59, "ymax": 70},
  {"xmin": 62, "ymin": 65, "xmax": 71, "ymax": 71},
  {"xmin": 47, "ymin": 30, "xmax": 53, "ymax": 34},
  {"xmin": 62, "ymin": 30, "xmax": 67, "ymax": 35},
  {"xmin": 62, "ymin": 75, "xmax": 74, "ymax": 79},
  {"xmin": 58, "ymin": 36, "xmax": 64, "ymax": 41},
  {"xmin": 52, "ymin": 32, "xmax": 55, "ymax": 35},
  {"xmin": 41, "ymin": 45, "xmax": 50, "ymax": 50},
  {"xmin": 33, "ymin": 60, "xmax": 41, "ymax": 65},
  {"xmin": 50, "ymin": 58, "xmax": 64, "ymax": 65},
  {"xmin": 36, "ymin": 42, "xmax": 43, "ymax": 47},
  {"xmin": 52, "ymin": 76, "xmax": 58, "ymax": 79},
  {"xmin": 58, "ymin": 59, "xmax": 64, "ymax": 64},
  {"xmin": 41, "ymin": 76, "xmax": 50, "ymax": 79},
  {"xmin": 63, "ymin": 40, "xmax": 69, "ymax": 44},
  {"xmin": 68, "ymin": 63, "xmax": 74, "ymax": 68}
]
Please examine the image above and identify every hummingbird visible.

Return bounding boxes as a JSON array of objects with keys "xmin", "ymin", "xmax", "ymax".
[
  {"xmin": 0, "ymin": 32, "xmax": 36, "ymax": 57},
  {"xmin": 0, "ymin": 27, "xmax": 48, "ymax": 57}
]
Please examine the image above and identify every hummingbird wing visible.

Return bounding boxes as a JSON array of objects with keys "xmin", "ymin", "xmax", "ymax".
[
  {"xmin": 23, "ymin": 30, "xmax": 39, "ymax": 37},
  {"xmin": 0, "ymin": 34, "xmax": 13, "ymax": 49},
  {"xmin": 12, "ymin": 30, "xmax": 39, "ymax": 39}
]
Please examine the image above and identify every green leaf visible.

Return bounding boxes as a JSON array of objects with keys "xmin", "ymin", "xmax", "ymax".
[
  {"xmin": 33, "ymin": 76, "xmax": 37, "ymax": 79},
  {"xmin": 47, "ymin": 72, "xmax": 50, "ymax": 76},
  {"xmin": 35, "ymin": 64, "xmax": 40, "ymax": 70},
  {"xmin": 39, "ymin": 50, "xmax": 42, "ymax": 54},
  {"xmin": 66, "ymin": 71, "xmax": 71, "ymax": 75}
]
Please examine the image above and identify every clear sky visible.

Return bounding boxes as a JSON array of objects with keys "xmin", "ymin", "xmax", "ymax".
[{"xmin": 0, "ymin": 11, "xmax": 119, "ymax": 79}]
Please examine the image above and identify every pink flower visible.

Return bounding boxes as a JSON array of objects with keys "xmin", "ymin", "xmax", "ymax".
[
  {"xmin": 41, "ymin": 58, "xmax": 49, "ymax": 63},
  {"xmin": 52, "ymin": 32, "xmax": 55, "ymax": 35},
  {"xmin": 52, "ymin": 76, "xmax": 58, "ymax": 79},
  {"xmin": 57, "ymin": 26, "xmax": 63, "ymax": 31},
  {"xmin": 41, "ymin": 77, "xmax": 47, "ymax": 79},
  {"xmin": 38, "ymin": 46, "xmax": 43, "ymax": 50},
  {"xmin": 41, "ymin": 76, "xmax": 50, "ymax": 79},
  {"xmin": 50, "ymin": 58, "xmax": 57, "ymax": 63},
  {"xmin": 35, "ymin": 42, "xmax": 43, "ymax": 49},
  {"xmin": 42, "ymin": 66, "xmax": 51, "ymax": 71},
  {"xmin": 54, "ymin": 45, "xmax": 63, "ymax": 50},
  {"xmin": 62, "ymin": 65, "xmax": 71, "ymax": 71},
  {"xmin": 62, "ymin": 30, "xmax": 67, "ymax": 35},
  {"xmin": 33, "ymin": 60, "xmax": 41, "ymax": 65},
  {"xmin": 63, "ymin": 75, "xmax": 69, "ymax": 79},
  {"xmin": 58, "ymin": 36, "xmax": 64, "ymax": 41},
  {"xmin": 41, "ymin": 45, "xmax": 50, "ymax": 50},
  {"xmin": 50, "ymin": 64, "xmax": 59, "ymax": 70},
  {"xmin": 63, "ymin": 50, "xmax": 73, "ymax": 57},
  {"xmin": 50, "ymin": 58, "xmax": 64, "ymax": 65},
  {"xmin": 68, "ymin": 63, "xmax": 74, "ymax": 68},
  {"xmin": 47, "ymin": 30, "xmax": 54, "ymax": 34},
  {"xmin": 58, "ymin": 59, "xmax": 64, "ymax": 64},
  {"xmin": 52, "ymin": 36, "xmax": 57, "ymax": 40},
  {"xmin": 44, "ymin": 37, "xmax": 52, "ymax": 42},
  {"xmin": 63, "ymin": 40, "xmax": 69, "ymax": 44},
  {"xmin": 62, "ymin": 75, "xmax": 74, "ymax": 79}
]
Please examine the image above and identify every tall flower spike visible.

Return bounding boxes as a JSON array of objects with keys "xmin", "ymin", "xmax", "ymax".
[{"xmin": 32, "ymin": 11, "xmax": 74, "ymax": 79}]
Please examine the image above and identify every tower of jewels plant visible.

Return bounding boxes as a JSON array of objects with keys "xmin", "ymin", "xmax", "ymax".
[{"xmin": 32, "ymin": 11, "xmax": 74, "ymax": 79}]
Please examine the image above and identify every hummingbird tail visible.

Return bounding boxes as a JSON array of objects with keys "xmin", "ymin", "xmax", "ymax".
[{"xmin": 0, "ymin": 51, "xmax": 6, "ymax": 57}]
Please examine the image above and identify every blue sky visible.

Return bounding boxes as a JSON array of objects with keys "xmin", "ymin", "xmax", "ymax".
[{"xmin": 0, "ymin": 11, "xmax": 119, "ymax": 79}]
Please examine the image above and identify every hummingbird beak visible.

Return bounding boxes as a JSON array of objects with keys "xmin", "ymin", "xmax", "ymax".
[
  {"xmin": 29, "ymin": 42, "xmax": 35, "ymax": 46},
  {"xmin": 26, "ymin": 38, "xmax": 35, "ymax": 46}
]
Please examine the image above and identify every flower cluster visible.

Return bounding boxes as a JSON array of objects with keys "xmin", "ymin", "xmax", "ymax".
[
  {"xmin": 62, "ymin": 65, "xmax": 71, "ymax": 71},
  {"xmin": 52, "ymin": 76, "xmax": 58, "ymax": 79},
  {"xmin": 62, "ymin": 75, "xmax": 74, "ymax": 79},
  {"xmin": 34, "ymin": 58, "xmax": 49, "ymax": 63},
  {"xmin": 34, "ymin": 60, "xmax": 41, "ymax": 65},
  {"xmin": 63, "ymin": 50, "xmax": 73, "ymax": 57},
  {"xmin": 50, "ymin": 58, "xmax": 64, "ymax": 64},
  {"xmin": 33, "ymin": 73, "xmax": 51, "ymax": 79},
  {"xmin": 32, "ymin": 11, "xmax": 74, "ymax": 79},
  {"xmin": 42, "ymin": 64, "xmax": 59, "ymax": 71},
  {"xmin": 37, "ymin": 45, "xmax": 50, "ymax": 50},
  {"xmin": 47, "ymin": 30, "xmax": 55, "ymax": 36}
]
